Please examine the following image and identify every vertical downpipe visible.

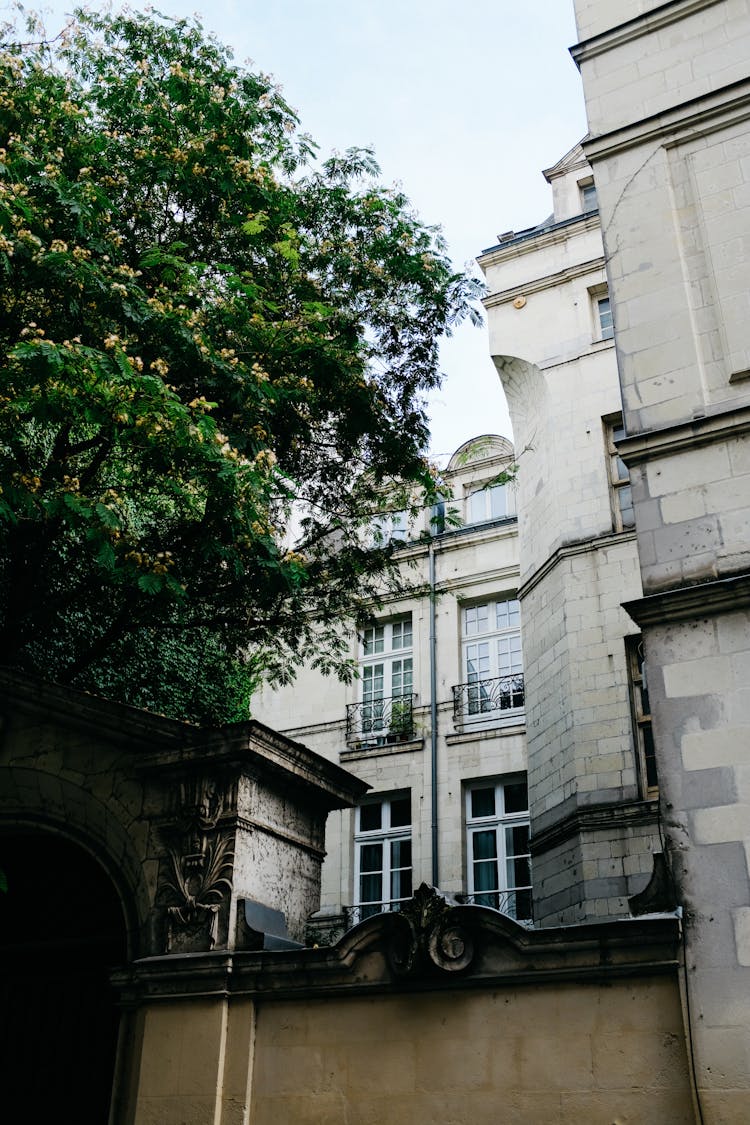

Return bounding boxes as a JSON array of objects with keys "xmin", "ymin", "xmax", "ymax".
[{"xmin": 429, "ymin": 541, "xmax": 439, "ymax": 887}]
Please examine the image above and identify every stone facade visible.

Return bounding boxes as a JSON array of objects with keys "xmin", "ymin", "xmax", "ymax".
[
  {"xmin": 571, "ymin": 0, "xmax": 750, "ymax": 1119},
  {"xmin": 254, "ymin": 435, "xmax": 529, "ymax": 936},
  {"xmin": 477, "ymin": 144, "xmax": 661, "ymax": 925}
]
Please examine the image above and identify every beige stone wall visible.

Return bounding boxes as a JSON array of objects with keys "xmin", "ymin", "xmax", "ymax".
[
  {"xmin": 128, "ymin": 975, "xmax": 693, "ymax": 1125},
  {"xmin": 247, "ymin": 978, "xmax": 693, "ymax": 1124}
]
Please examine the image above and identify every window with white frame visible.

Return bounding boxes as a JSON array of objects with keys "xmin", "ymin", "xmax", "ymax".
[
  {"xmin": 465, "ymin": 480, "xmax": 515, "ymax": 525},
  {"xmin": 356, "ymin": 615, "xmax": 414, "ymax": 743},
  {"xmin": 465, "ymin": 777, "xmax": 532, "ymax": 923},
  {"xmin": 353, "ymin": 793, "xmax": 412, "ymax": 921},
  {"xmin": 605, "ymin": 416, "xmax": 635, "ymax": 531},
  {"xmin": 597, "ymin": 294, "xmax": 614, "ymax": 340},
  {"xmin": 456, "ymin": 598, "xmax": 524, "ymax": 723}
]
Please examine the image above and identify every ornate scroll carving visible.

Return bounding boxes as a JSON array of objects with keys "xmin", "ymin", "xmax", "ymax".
[{"xmin": 386, "ymin": 884, "xmax": 475, "ymax": 977}]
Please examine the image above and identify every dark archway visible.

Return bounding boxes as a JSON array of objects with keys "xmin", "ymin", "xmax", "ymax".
[{"xmin": 0, "ymin": 830, "xmax": 127, "ymax": 1125}]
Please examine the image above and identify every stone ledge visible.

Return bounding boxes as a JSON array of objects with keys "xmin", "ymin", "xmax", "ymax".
[
  {"xmin": 532, "ymin": 798, "xmax": 660, "ymax": 857},
  {"xmin": 616, "ymin": 402, "xmax": 750, "ymax": 467},
  {"xmin": 571, "ymin": 0, "xmax": 722, "ymax": 66},
  {"xmin": 623, "ymin": 573, "xmax": 750, "ymax": 627}
]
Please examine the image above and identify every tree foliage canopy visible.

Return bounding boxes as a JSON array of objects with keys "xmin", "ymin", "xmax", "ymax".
[{"xmin": 0, "ymin": 8, "xmax": 482, "ymax": 722}]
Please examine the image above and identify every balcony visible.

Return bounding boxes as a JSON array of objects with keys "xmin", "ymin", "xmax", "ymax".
[
  {"xmin": 344, "ymin": 890, "xmax": 533, "ymax": 929},
  {"xmin": 345, "ymin": 693, "xmax": 417, "ymax": 747},
  {"xmin": 452, "ymin": 673, "xmax": 525, "ymax": 724}
]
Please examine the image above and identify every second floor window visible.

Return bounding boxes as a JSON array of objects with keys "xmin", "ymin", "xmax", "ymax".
[
  {"xmin": 359, "ymin": 616, "xmax": 413, "ymax": 740},
  {"xmin": 456, "ymin": 598, "xmax": 524, "ymax": 723}
]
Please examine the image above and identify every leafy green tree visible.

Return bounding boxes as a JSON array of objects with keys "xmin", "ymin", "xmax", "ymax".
[{"xmin": 0, "ymin": 8, "xmax": 481, "ymax": 722}]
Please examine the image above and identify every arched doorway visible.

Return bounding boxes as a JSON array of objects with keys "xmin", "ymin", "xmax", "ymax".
[{"xmin": 0, "ymin": 830, "xmax": 127, "ymax": 1124}]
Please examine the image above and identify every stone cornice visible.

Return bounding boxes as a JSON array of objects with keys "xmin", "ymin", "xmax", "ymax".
[
  {"xmin": 482, "ymin": 255, "xmax": 607, "ymax": 310},
  {"xmin": 517, "ymin": 529, "xmax": 638, "ymax": 602},
  {"xmin": 137, "ymin": 723, "xmax": 370, "ymax": 810},
  {"xmin": 582, "ymin": 77, "xmax": 750, "ymax": 162},
  {"xmin": 616, "ymin": 402, "xmax": 750, "ymax": 466},
  {"xmin": 531, "ymin": 799, "xmax": 660, "ymax": 857},
  {"xmin": 571, "ymin": 0, "xmax": 722, "ymax": 67},
  {"xmin": 623, "ymin": 573, "xmax": 750, "ymax": 627},
  {"xmin": 478, "ymin": 213, "xmax": 601, "ymax": 270}
]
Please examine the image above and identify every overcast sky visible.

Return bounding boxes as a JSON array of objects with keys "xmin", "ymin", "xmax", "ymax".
[{"xmin": 24, "ymin": 1, "xmax": 587, "ymax": 461}]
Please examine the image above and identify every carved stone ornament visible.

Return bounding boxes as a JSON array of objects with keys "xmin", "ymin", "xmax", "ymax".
[
  {"xmin": 162, "ymin": 832, "xmax": 235, "ymax": 952},
  {"xmin": 158, "ymin": 774, "xmax": 236, "ymax": 953},
  {"xmin": 386, "ymin": 884, "xmax": 475, "ymax": 977}
]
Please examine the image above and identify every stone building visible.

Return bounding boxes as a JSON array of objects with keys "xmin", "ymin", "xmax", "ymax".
[
  {"xmin": 571, "ymin": 0, "xmax": 750, "ymax": 1119},
  {"xmin": 477, "ymin": 142, "xmax": 662, "ymax": 927},
  {"xmin": 255, "ymin": 435, "xmax": 531, "ymax": 940}
]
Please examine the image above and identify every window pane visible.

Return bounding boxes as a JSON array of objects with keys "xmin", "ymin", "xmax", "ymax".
[
  {"xmin": 359, "ymin": 842, "xmax": 383, "ymax": 872},
  {"xmin": 392, "ymin": 867, "xmax": 412, "ymax": 901},
  {"xmin": 617, "ymin": 483, "xmax": 635, "ymax": 528},
  {"xmin": 362, "ymin": 664, "xmax": 384, "ymax": 700},
  {"xmin": 391, "ymin": 838, "xmax": 412, "ymax": 869},
  {"xmin": 470, "ymin": 787, "xmax": 495, "ymax": 819},
  {"xmin": 509, "ymin": 854, "xmax": 531, "ymax": 889},
  {"xmin": 598, "ymin": 297, "xmax": 613, "ymax": 338},
  {"xmin": 488, "ymin": 484, "xmax": 508, "ymax": 519},
  {"xmin": 504, "ymin": 781, "xmax": 529, "ymax": 814},
  {"xmin": 390, "ymin": 796, "xmax": 411, "ymax": 827},
  {"xmin": 359, "ymin": 872, "xmax": 382, "ymax": 905},
  {"xmin": 472, "ymin": 829, "xmax": 498, "ymax": 861},
  {"xmin": 363, "ymin": 626, "xmax": 384, "ymax": 656},
  {"xmin": 581, "ymin": 182, "xmax": 597, "ymax": 211},
  {"xmin": 506, "ymin": 824, "xmax": 530, "ymax": 856},
  {"xmin": 496, "ymin": 598, "xmax": 521, "ymax": 629},
  {"xmin": 473, "ymin": 859, "xmax": 499, "ymax": 894},
  {"xmin": 359, "ymin": 803, "xmax": 382, "ymax": 832},
  {"xmin": 464, "ymin": 603, "xmax": 489, "ymax": 636},
  {"xmin": 467, "ymin": 489, "xmax": 485, "ymax": 524}
]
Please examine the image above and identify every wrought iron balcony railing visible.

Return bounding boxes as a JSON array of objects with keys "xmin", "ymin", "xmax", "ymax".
[
  {"xmin": 345, "ymin": 693, "xmax": 416, "ymax": 747},
  {"xmin": 452, "ymin": 673, "xmax": 525, "ymax": 722},
  {"xmin": 344, "ymin": 890, "xmax": 533, "ymax": 930},
  {"xmin": 457, "ymin": 888, "xmax": 534, "ymax": 926},
  {"xmin": 343, "ymin": 898, "xmax": 408, "ymax": 928}
]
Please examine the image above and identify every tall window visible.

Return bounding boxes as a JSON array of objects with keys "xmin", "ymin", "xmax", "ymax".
[
  {"xmin": 605, "ymin": 416, "xmax": 635, "ymax": 531},
  {"xmin": 626, "ymin": 636, "xmax": 658, "ymax": 797},
  {"xmin": 456, "ymin": 598, "xmax": 524, "ymax": 722},
  {"xmin": 359, "ymin": 616, "xmax": 413, "ymax": 741},
  {"xmin": 597, "ymin": 294, "xmax": 614, "ymax": 339},
  {"xmin": 465, "ymin": 778, "xmax": 532, "ymax": 923},
  {"xmin": 353, "ymin": 793, "xmax": 412, "ymax": 921},
  {"xmin": 465, "ymin": 481, "xmax": 515, "ymax": 525}
]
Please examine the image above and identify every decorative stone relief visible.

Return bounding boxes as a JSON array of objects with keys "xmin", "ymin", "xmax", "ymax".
[
  {"xmin": 387, "ymin": 884, "xmax": 475, "ymax": 977},
  {"xmin": 157, "ymin": 774, "xmax": 236, "ymax": 953}
]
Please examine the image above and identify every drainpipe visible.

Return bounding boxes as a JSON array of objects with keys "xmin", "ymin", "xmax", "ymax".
[{"xmin": 428, "ymin": 541, "xmax": 439, "ymax": 887}]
